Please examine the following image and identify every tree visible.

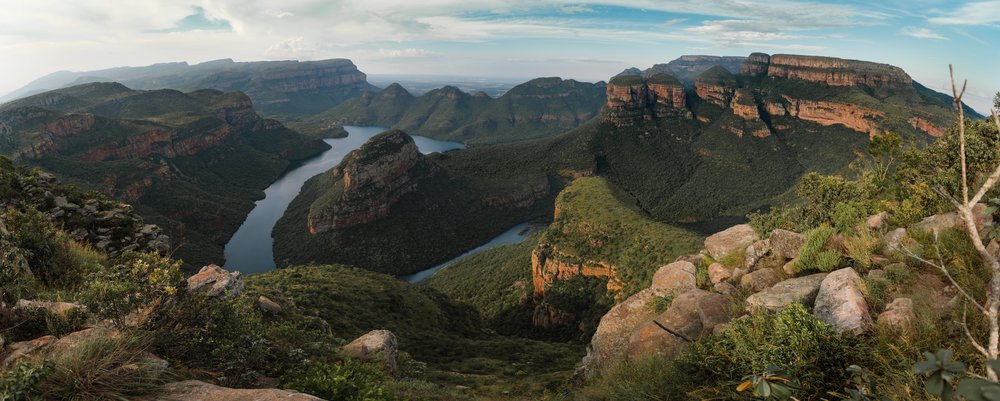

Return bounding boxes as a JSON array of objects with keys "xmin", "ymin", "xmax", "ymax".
[
  {"xmin": 907, "ymin": 66, "xmax": 1000, "ymax": 381},
  {"xmin": 994, "ymin": 91, "xmax": 999, "ymax": 110}
]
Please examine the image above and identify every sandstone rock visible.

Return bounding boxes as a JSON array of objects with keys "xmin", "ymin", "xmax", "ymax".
[
  {"xmin": 139, "ymin": 380, "xmax": 323, "ymax": 401},
  {"xmin": 867, "ymin": 212, "xmax": 888, "ymax": 230},
  {"xmin": 913, "ymin": 204, "xmax": 992, "ymax": 237},
  {"xmin": 814, "ymin": 268, "xmax": 872, "ymax": 333},
  {"xmin": 582, "ymin": 287, "xmax": 668, "ymax": 376},
  {"xmin": 650, "ymin": 261, "xmax": 697, "ymax": 294},
  {"xmin": 745, "ymin": 273, "xmax": 828, "ymax": 311},
  {"xmin": 705, "ymin": 224, "xmax": 759, "ymax": 260},
  {"xmin": 708, "ymin": 263, "xmax": 732, "ymax": 284},
  {"xmin": 343, "ymin": 330, "xmax": 399, "ymax": 375},
  {"xmin": 257, "ymin": 296, "xmax": 282, "ymax": 314},
  {"xmin": 675, "ymin": 253, "xmax": 704, "ymax": 266},
  {"xmin": 1, "ymin": 335, "xmax": 55, "ymax": 368},
  {"xmin": 739, "ymin": 269, "xmax": 782, "ymax": 292},
  {"xmin": 696, "ymin": 293, "xmax": 731, "ymax": 331},
  {"xmin": 883, "ymin": 228, "xmax": 907, "ymax": 252},
  {"xmin": 744, "ymin": 239, "xmax": 771, "ymax": 270},
  {"xmin": 741, "ymin": 53, "xmax": 912, "ymax": 89},
  {"xmin": 187, "ymin": 264, "xmax": 243, "ymax": 298},
  {"xmin": 15, "ymin": 299, "xmax": 87, "ymax": 317},
  {"xmin": 533, "ymin": 303, "xmax": 575, "ymax": 328},
  {"xmin": 626, "ymin": 289, "xmax": 710, "ymax": 361},
  {"xmin": 878, "ymin": 297, "xmax": 916, "ymax": 332},
  {"xmin": 714, "ymin": 281, "xmax": 737, "ymax": 295},
  {"xmin": 782, "ymin": 260, "xmax": 797, "ymax": 276}
]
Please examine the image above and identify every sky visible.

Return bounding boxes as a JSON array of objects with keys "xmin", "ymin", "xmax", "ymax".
[{"xmin": 0, "ymin": 0, "xmax": 998, "ymax": 113}]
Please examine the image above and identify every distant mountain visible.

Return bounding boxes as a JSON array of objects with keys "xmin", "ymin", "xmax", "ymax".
[
  {"xmin": 0, "ymin": 82, "xmax": 328, "ymax": 265},
  {"xmin": 310, "ymin": 77, "xmax": 607, "ymax": 145},
  {"xmin": 616, "ymin": 55, "xmax": 746, "ymax": 88},
  {"xmin": 274, "ymin": 51, "xmax": 966, "ymax": 277},
  {"xmin": 1, "ymin": 59, "xmax": 374, "ymax": 117}
]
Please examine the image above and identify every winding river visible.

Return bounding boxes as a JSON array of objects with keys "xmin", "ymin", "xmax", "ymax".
[{"xmin": 223, "ymin": 126, "xmax": 464, "ymax": 275}]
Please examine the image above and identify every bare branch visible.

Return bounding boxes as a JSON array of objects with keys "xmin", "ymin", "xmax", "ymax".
[
  {"xmin": 933, "ymin": 185, "xmax": 963, "ymax": 209},
  {"xmin": 964, "ymin": 305, "xmax": 990, "ymax": 358},
  {"xmin": 898, "ymin": 236, "xmax": 987, "ymax": 312},
  {"xmin": 950, "ymin": 65, "xmax": 970, "ymax": 204}
]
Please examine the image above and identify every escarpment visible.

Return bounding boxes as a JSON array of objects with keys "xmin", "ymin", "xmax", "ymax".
[
  {"xmin": 741, "ymin": 52, "xmax": 912, "ymax": 89},
  {"xmin": 605, "ymin": 74, "xmax": 691, "ymax": 126},
  {"xmin": 307, "ymin": 130, "xmax": 438, "ymax": 234}
]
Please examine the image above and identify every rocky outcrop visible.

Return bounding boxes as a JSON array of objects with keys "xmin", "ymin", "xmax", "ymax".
[
  {"xmin": 743, "ymin": 53, "xmax": 912, "ymax": 89},
  {"xmin": 650, "ymin": 261, "xmax": 697, "ymax": 294},
  {"xmin": 532, "ymin": 303, "xmax": 576, "ymax": 329},
  {"xmin": 139, "ymin": 380, "xmax": 323, "ymax": 401},
  {"xmin": 45, "ymin": 113, "xmax": 95, "ymax": 137},
  {"xmin": 704, "ymin": 224, "xmax": 759, "ymax": 260},
  {"xmin": 605, "ymin": 73, "xmax": 689, "ymax": 126},
  {"xmin": 913, "ymin": 203, "xmax": 992, "ymax": 237},
  {"xmin": 342, "ymin": 330, "xmax": 399, "ymax": 375},
  {"xmin": 745, "ymin": 273, "xmax": 828, "ymax": 311},
  {"xmin": 739, "ymin": 268, "xmax": 782, "ymax": 292},
  {"xmin": 531, "ymin": 243, "xmax": 618, "ymax": 295},
  {"xmin": 776, "ymin": 96, "xmax": 884, "ymax": 135},
  {"xmin": 308, "ymin": 130, "xmax": 438, "ymax": 234},
  {"xmin": 187, "ymin": 264, "xmax": 243, "ymax": 298},
  {"xmin": 814, "ymin": 268, "xmax": 872, "ymax": 333},
  {"xmin": 770, "ymin": 229, "xmax": 806, "ymax": 259},
  {"xmin": 909, "ymin": 116, "xmax": 946, "ymax": 137},
  {"xmin": 581, "ymin": 287, "xmax": 670, "ymax": 376}
]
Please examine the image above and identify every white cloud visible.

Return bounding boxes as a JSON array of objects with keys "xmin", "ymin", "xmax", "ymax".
[
  {"xmin": 264, "ymin": 37, "xmax": 312, "ymax": 58},
  {"xmin": 929, "ymin": 1, "xmax": 1000, "ymax": 25},
  {"xmin": 373, "ymin": 48, "xmax": 441, "ymax": 58},
  {"xmin": 901, "ymin": 26, "xmax": 948, "ymax": 40},
  {"xmin": 662, "ymin": 18, "xmax": 687, "ymax": 26},
  {"xmin": 560, "ymin": 5, "xmax": 594, "ymax": 14},
  {"xmin": 265, "ymin": 10, "xmax": 295, "ymax": 19}
]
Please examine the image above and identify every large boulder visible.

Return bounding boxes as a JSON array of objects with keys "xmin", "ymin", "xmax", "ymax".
[
  {"xmin": 15, "ymin": 299, "xmax": 87, "ymax": 317},
  {"xmin": 650, "ymin": 261, "xmax": 697, "ymax": 294},
  {"xmin": 139, "ymin": 380, "xmax": 323, "ymax": 401},
  {"xmin": 187, "ymin": 264, "xmax": 243, "ymax": 298},
  {"xmin": 0, "ymin": 335, "xmax": 55, "ymax": 369},
  {"xmin": 913, "ymin": 203, "xmax": 992, "ymax": 237},
  {"xmin": 708, "ymin": 263, "xmax": 732, "ymax": 284},
  {"xmin": 770, "ymin": 229, "xmax": 805, "ymax": 259},
  {"xmin": 582, "ymin": 287, "xmax": 669, "ymax": 377},
  {"xmin": 883, "ymin": 227, "xmax": 908, "ymax": 253},
  {"xmin": 626, "ymin": 289, "xmax": 710, "ymax": 361},
  {"xmin": 705, "ymin": 224, "xmax": 759, "ymax": 260},
  {"xmin": 696, "ymin": 292, "xmax": 732, "ymax": 331},
  {"xmin": 745, "ymin": 273, "xmax": 828, "ymax": 311},
  {"xmin": 342, "ymin": 329, "xmax": 399, "ymax": 375},
  {"xmin": 739, "ymin": 268, "xmax": 782, "ymax": 292},
  {"xmin": 814, "ymin": 268, "xmax": 872, "ymax": 333},
  {"xmin": 744, "ymin": 239, "xmax": 771, "ymax": 270},
  {"xmin": 877, "ymin": 297, "xmax": 916, "ymax": 332}
]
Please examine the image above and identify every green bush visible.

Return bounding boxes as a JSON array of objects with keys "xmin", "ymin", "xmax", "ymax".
[
  {"xmin": 80, "ymin": 251, "xmax": 183, "ymax": 329},
  {"xmin": 0, "ymin": 360, "xmax": 54, "ymax": 401},
  {"xmin": 793, "ymin": 225, "xmax": 842, "ymax": 273},
  {"xmin": 283, "ymin": 360, "xmax": 395, "ymax": 401},
  {"xmin": 33, "ymin": 331, "xmax": 165, "ymax": 400}
]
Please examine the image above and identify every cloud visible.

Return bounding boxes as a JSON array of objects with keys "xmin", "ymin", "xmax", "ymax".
[
  {"xmin": 265, "ymin": 10, "xmax": 295, "ymax": 19},
  {"xmin": 373, "ymin": 48, "xmax": 441, "ymax": 58},
  {"xmin": 929, "ymin": 1, "xmax": 1000, "ymax": 25},
  {"xmin": 560, "ymin": 5, "xmax": 595, "ymax": 14},
  {"xmin": 662, "ymin": 18, "xmax": 687, "ymax": 26},
  {"xmin": 901, "ymin": 26, "xmax": 948, "ymax": 40},
  {"xmin": 264, "ymin": 37, "xmax": 312, "ymax": 58}
]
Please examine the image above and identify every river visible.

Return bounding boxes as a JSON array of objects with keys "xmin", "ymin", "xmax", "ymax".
[{"xmin": 223, "ymin": 126, "xmax": 464, "ymax": 274}]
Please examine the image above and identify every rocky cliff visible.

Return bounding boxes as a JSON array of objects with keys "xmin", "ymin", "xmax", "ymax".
[
  {"xmin": 605, "ymin": 74, "xmax": 690, "ymax": 126},
  {"xmin": 741, "ymin": 52, "xmax": 912, "ymax": 89},
  {"xmin": 307, "ymin": 130, "xmax": 438, "ymax": 234}
]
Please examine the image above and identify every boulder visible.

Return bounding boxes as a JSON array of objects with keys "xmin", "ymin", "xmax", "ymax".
[
  {"xmin": 782, "ymin": 260, "xmax": 796, "ymax": 276},
  {"xmin": 714, "ymin": 281, "xmax": 737, "ymax": 295},
  {"xmin": 705, "ymin": 224, "xmax": 759, "ymax": 260},
  {"xmin": 866, "ymin": 212, "xmax": 888, "ymax": 230},
  {"xmin": 814, "ymin": 268, "xmax": 872, "ymax": 333},
  {"xmin": 739, "ymin": 269, "xmax": 781, "ymax": 292},
  {"xmin": 187, "ymin": 264, "xmax": 243, "ymax": 298},
  {"xmin": 342, "ymin": 330, "xmax": 399, "ymax": 375},
  {"xmin": 883, "ymin": 228, "xmax": 907, "ymax": 252},
  {"xmin": 675, "ymin": 254, "xmax": 704, "ymax": 266},
  {"xmin": 257, "ymin": 296, "xmax": 282, "ymax": 314},
  {"xmin": 913, "ymin": 204, "xmax": 992, "ymax": 237},
  {"xmin": 138, "ymin": 380, "xmax": 323, "ymax": 401},
  {"xmin": 877, "ymin": 297, "xmax": 916, "ymax": 332},
  {"xmin": 744, "ymin": 239, "xmax": 771, "ymax": 270},
  {"xmin": 745, "ymin": 273, "xmax": 828, "ymax": 311},
  {"xmin": 770, "ymin": 229, "xmax": 806, "ymax": 259},
  {"xmin": 626, "ymin": 289, "xmax": 710, "ymax": 361},
  {"xmin": 651, "ymin": 261, "xmax": 697, "ymax": 293},
  {"xmin": 708, "ymin": 263, "xmax": 732, "ymax": 284},
  {"xmin": 582, "ymin": 287, "xmax": 670, "ymax": 376},
  {"xmin": 0, "ymin": 335, "xmax": 56, "ymax": 368},
  {"xmin": 696, "ymin": 293, "xmax": 732, "ymax": 331},
  {"xmin": 15, "ymin": 299, "xmax": 87, "ymax": 317}
]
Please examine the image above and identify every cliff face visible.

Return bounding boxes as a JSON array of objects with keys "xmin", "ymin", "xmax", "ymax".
[
  {"xmin": 741, "ymin": 52, "xmax": 912, "ymax": 89},
  {"xmin": 605, "ymin": 74, "xmax": 690, "ymax": 126},
  {"xmin": 531, "ymin": 243, "xmax": 622, "ymax": 295},
  {"xmin": 775, "ymin": 96, "xmax": 884, "ymax": 135},
  {"xmin": 308, "ymin": 130, "xmax": 437, "ymax": 234}
]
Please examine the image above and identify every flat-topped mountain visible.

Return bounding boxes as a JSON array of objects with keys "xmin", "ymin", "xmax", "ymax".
[
  {"xmin": 618, "ymin": 55, "xmax": 746, "ymax": 87},
  {"xmin": 310, "ymin": 77, "xmax": 606, "ymax": 145},
  {"xmin": 741, "ymin": 52, "xmax": 912, "ymax": 89},
  {"xmin": 0, "ymin": 82, "xmax": 328, "ymax": 265},
  {"xmin": 1, "ymin": 59, "xmax": 373, "ymax": 117}
]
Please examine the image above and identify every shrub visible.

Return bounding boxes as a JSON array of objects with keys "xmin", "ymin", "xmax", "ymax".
[
  {"xmin": 793, "ymin": 225, "xmax": 842, "ymax": 273},
  {"xmin": 648, "ymin": 295, "xmax": 674, "ymax": 314},
  {"xmin": 80, "ymin": 251, "xmax": 183, "ymax": 329},
  {"xmin": 843, "ymin": 229, "xmax": 882, "ymax": 270},
  {"xmin": 831, "ymin": 201, "xmax": 872, "ymax": 233},
  {"xmin": 0, "ymin": 360, "xmax": 54, "ymax": 401},
  {"xmin": 283, "ymin": 360, "xmax": 395, "ymax": 401}
]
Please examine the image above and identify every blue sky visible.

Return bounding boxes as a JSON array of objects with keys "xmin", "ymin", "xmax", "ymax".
[{"xmin": 0, "ymin": 0, "xmax": 998, "ymax": 112}]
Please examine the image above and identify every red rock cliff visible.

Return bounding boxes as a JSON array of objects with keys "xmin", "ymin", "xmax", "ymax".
[{"xmin": 742, "ymin": 53, "xmax": 912, "ymax": 89}]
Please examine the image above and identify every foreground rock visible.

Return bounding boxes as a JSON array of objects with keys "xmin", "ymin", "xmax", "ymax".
[
  {"xmin": 650, "ymin": 261, "xmax": 697, "ymax": 294},
  {"xmin": 878, "ymin": 297, "xmax": 916, "ymax": 332},
  {"xmin": 739, "ymin": 269, "xmax": 781, "ymax": 292},
  {"xmin": 0, "ymin": 335, "xmax": 55, "ymax": 369},
  {"xmin": 581, "ymin": 287, "xmax": 670, "ymax": 377},
  {"xmin": 769, "ymin": 229, "xmax": 805, "ymax": 259},
  {"xmin": 342, "ymin": 329, "xmax": 399, "ymax": 375},
  {"xmin": 15, "ymin": 299, "xmax": 87, "ymax": 317},
  {"xmin": 187, "ymin": 264, "xmax": 243, "ymax": 298},
  {"xmin": 745, "ymin": 273, "xmax": 828, "ymax": 311},
  {"xmin": 704, "ymin": 224, "xmax": 759, "ymax": 260},
  {"xmin": 814, "ymin": 268, "xmax": 872, "ymax": 333},
  {"xmin": 140, "ymin": 380, "xmax": 323, "ymax": 401}
]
